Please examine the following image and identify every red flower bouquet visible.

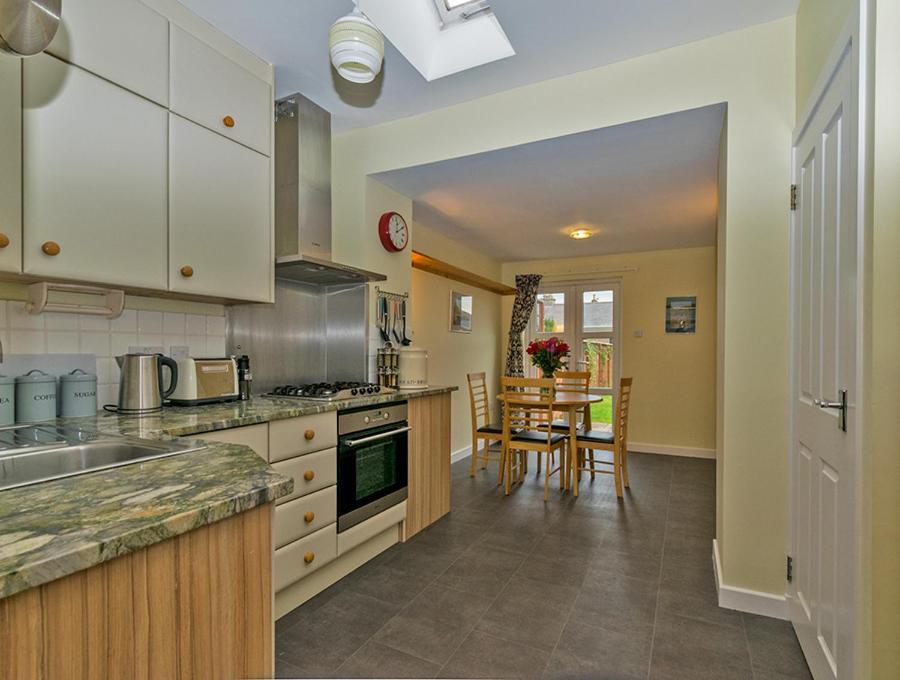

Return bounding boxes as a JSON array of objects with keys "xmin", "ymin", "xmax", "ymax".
[{"xmin": 525, "ymin": 337, "xmax": 570, "ymax": 377}]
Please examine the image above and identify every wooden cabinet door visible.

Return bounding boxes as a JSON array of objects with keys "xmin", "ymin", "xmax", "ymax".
[
  {"xmin": 22, "ymin": 55, "xmax": 168, "ymax": 289},
  {"xmin": 0, "ymin": 57, "xmax": 22, "ymax": 274},
  {"xmin": 169, "ymin": 115, "xmax": 272, "ymax": 302},
  {"xmin": 46, "ymin": 0, "xmax": 169, "ymax": 106},
  {"xmin": 170, "ymin": 26, "xmax": 271, "ymax": 156}
]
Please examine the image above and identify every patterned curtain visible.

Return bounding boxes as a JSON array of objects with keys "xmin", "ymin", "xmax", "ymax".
[{"xmin": 504, "ymin": 274, "xmax": 543, "ymax": 377}]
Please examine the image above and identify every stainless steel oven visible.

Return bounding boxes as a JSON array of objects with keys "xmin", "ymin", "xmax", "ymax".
[{"xmin": 337, "ymin": 402, "xmax": 409, "ymax": 532}]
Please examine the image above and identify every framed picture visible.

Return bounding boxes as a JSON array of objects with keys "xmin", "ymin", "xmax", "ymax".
[
  {"xmin": 666, "ymin": 296, "xmax": 697, "ymax": 333},
  {"xmin": 450, "ymin": 291, "xmax": 473, "ymax": 333}
]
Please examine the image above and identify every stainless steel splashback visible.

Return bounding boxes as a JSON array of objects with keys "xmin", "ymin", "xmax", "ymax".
[{"xmin": 226, "ymin": 280, "xmax": 368, "ymax": 394}]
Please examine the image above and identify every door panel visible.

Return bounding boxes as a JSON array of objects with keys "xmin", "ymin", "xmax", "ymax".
[
  {"xmin": 790, "ymin": 43, "xmax": 857, "ymax": 680},
  {"xmin": 0, "ymin": 57, "xmax": 22, "ymax": 274}
]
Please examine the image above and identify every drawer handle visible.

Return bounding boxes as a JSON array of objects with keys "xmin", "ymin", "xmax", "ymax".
[
  {"xmin": 304, "ymin": 429, "xmax": 316, "ymax": 441},
  {"xmin": 180, "ymin": 265, "xmax": 194, "ymax": 278},
  {"xmin": 304, "ymin": 511, "xmax": 315, "ymax": 523},
  {"xmin": 303, "ymin": 551, "xmax": 315, "ymax": 564},
  {"xmin": 0, "ymin": 234, "xmax": 9, "ymax": 248},
  {"xmin": 223, "ymin": 115, "xmax": 235, "ymax": 128},
  {"xmin": 41, "ymin": 241, "xmax": 60, "ymax": 256},
  {"xmin": 303, "ymin": 470, "xmax": 315, "ymax": 482}
]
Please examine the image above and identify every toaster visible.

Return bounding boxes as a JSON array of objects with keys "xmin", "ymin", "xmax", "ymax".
[{"xmin": 169, "ymin": 357, "xmax": 239, "ymax": 405}]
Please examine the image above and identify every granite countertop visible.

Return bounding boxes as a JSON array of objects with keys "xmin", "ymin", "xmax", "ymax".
[{"xmin": 0, "ymin": 386, "xmax": 456, "ymax": 600}]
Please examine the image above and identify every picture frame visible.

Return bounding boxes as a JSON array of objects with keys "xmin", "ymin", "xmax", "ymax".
[
  {"xmin": 665, "ymin": 296, "xmax": 697, "ymax": 333},
  {"xmin": 449, "ymin": 291, "xmax": 473, "ymax": 333}
]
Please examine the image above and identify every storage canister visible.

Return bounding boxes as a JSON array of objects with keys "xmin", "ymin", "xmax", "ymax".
[
  {"xmin": 398, "ymin": 347, "xmax": 428, "ymax": 390},
  {"xmin": 0, "ymin": 375, "xmax": 14, "ymax": 426},
  {"xmin": 60, "ymin": 369, "xmax": 98, "ymax": 417},
  {"xmin": 15, "ymin": 369, "xmax": 57, "ymax": 422}
]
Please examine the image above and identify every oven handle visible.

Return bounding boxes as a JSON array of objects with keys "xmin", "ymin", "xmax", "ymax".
[{"xmin": 343, "ymin": 426, "xmax": 412, "ymax": 448}]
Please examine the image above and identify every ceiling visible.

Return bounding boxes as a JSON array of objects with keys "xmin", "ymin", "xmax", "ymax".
[
  {"xmin": 373, "ymin": 104, "xmax": 726, "ymax": 261},
  {"xmin": 177, "ymin": 0, "xmax": 797, "ymax": 133}
]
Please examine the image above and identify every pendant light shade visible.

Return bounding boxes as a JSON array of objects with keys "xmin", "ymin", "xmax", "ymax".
[{"xmin": 329, "ymin": 8, "xmax": 384, "ymax": 84}]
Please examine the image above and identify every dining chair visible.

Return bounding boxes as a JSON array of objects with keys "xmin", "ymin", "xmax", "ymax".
[
  {"xmin": 466, "ymin": 372, "xmax": 505, "ymax": 477},
  {"xmin": 551, "ymin": 370, "xmax": 591, "ymax": 432},
  {"xmin": 571, "ymin": 377, "xmax": 633, "ymax": 498},
  {"xmin": 500, "ymin": 377, "xmax": 568, "ymax": 500}
]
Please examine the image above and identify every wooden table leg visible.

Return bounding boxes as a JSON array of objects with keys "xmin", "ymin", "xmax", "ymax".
[{"xmin": 568, "ymin": 407, "xmax": 579, "ymax": 492}]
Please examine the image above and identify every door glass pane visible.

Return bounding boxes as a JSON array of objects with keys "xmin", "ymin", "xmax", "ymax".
[
  {"xmin": 356, "ymin": 441, "xmax": 397, "ymax": 501},
  {"xmin": 534, "ymin": 292, "xmax": 565, "ymax": 333},
  {"xmin": 582, "ymin": 290, "xmax": 614, "ymax": 332},
  {"xmin": 583, "ymin": 338, "xmax": 614, "ymax": 389}
]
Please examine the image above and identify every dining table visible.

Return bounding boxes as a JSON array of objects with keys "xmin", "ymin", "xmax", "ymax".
[{"xmin": 496, "ymin": 390, "xmax": 604, "ymax": 490}]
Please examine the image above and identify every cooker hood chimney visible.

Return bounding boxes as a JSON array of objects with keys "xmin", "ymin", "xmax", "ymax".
[{"xmin": 274, "ymin": 94, "xmax": 385, "ymax": 286}]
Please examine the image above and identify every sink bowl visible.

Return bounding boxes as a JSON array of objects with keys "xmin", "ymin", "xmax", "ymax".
[{"xmin": 0, "ymin": 434, "xmax": 205, "ymax": 492}]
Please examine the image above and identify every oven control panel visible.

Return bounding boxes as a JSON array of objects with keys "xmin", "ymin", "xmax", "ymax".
[{"xmin": 338, "ymin": 402, "xmax": 408, "ymax": 435}]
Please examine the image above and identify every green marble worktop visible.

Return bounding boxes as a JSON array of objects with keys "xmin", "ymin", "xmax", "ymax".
[{"xmin": 0, "ymin": 387, "xmax": 455, "ymax": 600}]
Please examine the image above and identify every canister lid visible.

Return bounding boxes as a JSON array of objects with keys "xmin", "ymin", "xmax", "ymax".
[
  {"xmin": 59, "ymin": 368, "xmax": 96, "ymax": 384},
  {"xmin": 0, "ymin": 374, "xmax": 14, "ymax": 385},
  {"xmin": 15, "ymin": 369, "xmax": 56, "ymax": 384}
]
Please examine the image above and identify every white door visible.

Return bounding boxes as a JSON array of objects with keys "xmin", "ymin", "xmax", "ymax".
[{"xmin": 789, "ymin": 42, "xmax": 858, "ymax": 680}]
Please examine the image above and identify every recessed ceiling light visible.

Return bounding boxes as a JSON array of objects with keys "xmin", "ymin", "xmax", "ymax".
[{"xmin": 569, "ymin": 229, "xmax": 593, "ymax": 240}]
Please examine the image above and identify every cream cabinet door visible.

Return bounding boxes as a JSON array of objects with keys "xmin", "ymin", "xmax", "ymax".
[
  {"xmin": 46, "ymin": 0, "xmax": 169, "ymax": 106},
  {"xmin": 23, "ymin": 55, "xmax": 168, "ymax": 289},
  {"xmin": 170, "ymin": 26, "xmax": 271, "ymax": 156},
  {"xmin": 0, "ymin": 57, "xmax": 22, "ymax": 274},
  {"xmin": 169, "ymin": 115, "xmax": 272, "ymax": 302}
]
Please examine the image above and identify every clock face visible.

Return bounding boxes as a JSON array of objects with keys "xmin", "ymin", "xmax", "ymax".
[{"xmin": 379, "ymin": 212, "xmax": 409, "ymax": 252}]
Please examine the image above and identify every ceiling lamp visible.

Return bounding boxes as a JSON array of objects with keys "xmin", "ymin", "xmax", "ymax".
[
  {"xmin": 329, "ymin": 6, "xmax": 384, "ymax": 84},
  {"xmin": 569, "ymin": 228, "xmax": 593, "ymax": 240}
]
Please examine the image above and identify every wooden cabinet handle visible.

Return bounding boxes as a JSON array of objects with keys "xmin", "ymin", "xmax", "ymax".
[
  {"xmin": 41, "ymin": 241, "xmax": 60, "ymax": 256},
  {"xmin": 303, "ymin": 470, "xmax": 315, "ymax": 482},
  {"xmin": 303, "ymin": 551, "xmax": 315, "ymax": 564},
  {"xmin": 0, "ymin": 234, "xmax": 9, "ymax": 248},
  {"xmin": 180, "ymin": 265, "xmax": 194, "ymax": 278},
  {"xmin": 304, "ymin": 429, "xmax": 316, "ymax": 441},
  {"xmin": 304, "ymin": 511, "xmax": 315, "ymax": 523},
  {"xmin": 223, "ymin": 115, "xmax": 235, "ymax": 128}
]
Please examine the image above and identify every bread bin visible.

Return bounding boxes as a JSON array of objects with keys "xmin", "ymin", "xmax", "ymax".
[{"xmin": 398, "ymin": 347, "xmax": 428, "ymax": 390}]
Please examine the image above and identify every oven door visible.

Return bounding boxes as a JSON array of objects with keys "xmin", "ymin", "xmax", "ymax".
[{"xmin": 337, "ymin": 421, "xmax": 409, "ymax": 532}]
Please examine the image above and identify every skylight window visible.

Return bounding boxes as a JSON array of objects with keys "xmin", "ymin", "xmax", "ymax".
[{"xmin": 434, "ymin": 0, "xmax": 491, "ymax": 28}]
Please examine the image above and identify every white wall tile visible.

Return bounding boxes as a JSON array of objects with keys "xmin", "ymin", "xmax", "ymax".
[
  {"xmin": 111, "ymin": 309, "xmax": 137, "ymax": 332},
  {"xmin": 79, "ymin": 332, "xmax": 111, "ymax": 358},
  {"xmin": 187, "ymin": 335, "xmax": 207, "ymax": 356},
  {"xmin": 8, "ymin": 301, "xmax": 44, "ymax": 330},
  {"xmin": 186, "ymin": 314, "xmax": 206, "ymax": 336},
  {"xmin": 10, "ymin": 330, "xmax": 46, "ymax": 353},
  {"xmin": 44, "ymin": 312, "xmax": 79, "ymax": 331},
  {"xmin": 206, "ymin": 315, "xmax": 226, "ymax": 336},
  {"xmin": 137, "ymin": 310, "xmax": 163, "ymax": 334},
  {"xmin": 79, "ymin": 315, "xmax": 110, "ymax": 332},
  {"xmin": 110, "ymin": 332, "xmax": 138, "ymax": 357},
  {"xmin": 163, "ymin": 335, "xmax": 186, "ymax": 354},
  {"xmin": 207, "ymin": 336, "xmax": 226, "ymax": 356},
  {"xmin": 163, "ymin": 312, "xmax": 185, "ymax": 335},
  {"xmin": 47, "ymin": 331, "xmax": 80, "ymax": 354},
  {"xmin": 98, "ymin": 384, "xmax": 118, "ymax": 408},
  {"xmin": 137, "ymin": 333, "xmax": 163, "ymax": 349},
  {"xmin": 97, "ymin": 357, "xmax": 116, "ymax": 384}
]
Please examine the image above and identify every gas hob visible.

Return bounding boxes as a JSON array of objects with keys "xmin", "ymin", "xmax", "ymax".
[{"xmin": 268, "ymin": 382, "xmax": 393, "ymax": 401}]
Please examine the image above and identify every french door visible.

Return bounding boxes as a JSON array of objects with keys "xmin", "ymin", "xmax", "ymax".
[{"xmin": 526, "ymin": 282, "xmax": 621, "ymax": 418}]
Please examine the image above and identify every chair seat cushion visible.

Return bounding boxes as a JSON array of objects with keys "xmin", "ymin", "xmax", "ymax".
[
  {"xmin": 551, "ymin": 419, "xmax": 585, "ymax": 432},
  {"xmin": 476, "ymin": 422, "xmax": 505, "ymax": 434},
  {"xmin": 513, "ymin": 431, "xmax": 567, "ymax": 446},
  {"xmin": 576, "ymin": 429, "xmax": 615, "ymax": 445}
]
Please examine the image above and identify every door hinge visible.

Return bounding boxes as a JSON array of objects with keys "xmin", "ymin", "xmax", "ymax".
[
  {"xmin": 787, "ymin": 555, "xmax": 794, "ymax": 582},
  {"xmin": 790, "ymin": 184, "xmax": 798, "ymax": 211}
]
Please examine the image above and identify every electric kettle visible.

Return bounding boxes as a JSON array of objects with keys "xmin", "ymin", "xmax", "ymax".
[{"xmin": 113, "ymin": 354, "xmax": 178, "ymax": 414}]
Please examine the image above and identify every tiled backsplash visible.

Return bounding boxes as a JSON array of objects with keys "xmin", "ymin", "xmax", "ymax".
[{"xmin": 0, "ymin": 301, "xmax": 227, "ymax": 408}]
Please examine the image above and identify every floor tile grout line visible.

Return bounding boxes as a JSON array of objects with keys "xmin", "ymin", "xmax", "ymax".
[{"xmin": 645, "ymin": 457, "xmax": 675, "ymax": 680}]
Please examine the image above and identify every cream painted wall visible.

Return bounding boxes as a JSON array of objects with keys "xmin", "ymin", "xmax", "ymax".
[
  {"xmin": 796, "ymin": 0, "xmax": 856, "ymax": 113},
  {"xmin": 502, "ymin": 247, "xmax": 717, "ymax": 453},
  {"xmin": 333, "ymin": 17, "xmax": 795, "ymax": 596},
  {"xmin": 410, "ymin": 222, "xmax": 503, "ymax": 455}
]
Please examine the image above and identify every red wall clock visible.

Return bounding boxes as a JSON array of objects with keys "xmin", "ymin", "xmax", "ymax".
[{"xmin": 378, "ymin": 211, "xmax": 409, "ymax": 252}]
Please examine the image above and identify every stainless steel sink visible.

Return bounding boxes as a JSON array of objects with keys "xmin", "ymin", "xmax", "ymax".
[{"xmin": 0, "ymin": 425, "xmax": 205, "ymax": 491}]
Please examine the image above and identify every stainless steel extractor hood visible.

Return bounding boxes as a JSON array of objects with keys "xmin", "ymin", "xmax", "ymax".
[{"xmin": 274, "ymin": 94, "xmax": 385, "ymax": 286}]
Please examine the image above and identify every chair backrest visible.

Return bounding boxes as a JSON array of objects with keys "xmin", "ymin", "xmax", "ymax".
[
  {"xmin": 501, "ymin": 376, "xmax": 555, "ymax": 444},
  {"xmin": 614, "ymin": 378, "xmax": 634, "ymax": 449},
  {"xmin": 554, "ymin": 370, "xmax": 591, "ymax": 394},
  {"xmin": 466, "ymin": 372, "xmax": 490, "ymax": 429}
]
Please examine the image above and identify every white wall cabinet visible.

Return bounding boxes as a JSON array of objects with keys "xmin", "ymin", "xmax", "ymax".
[
  {"xmin": 22, "ymin": 55, "xmax": 168, "ymax": 289},
  {"xmin": 46, "ymin": 0, "xmax": 169, "ymax": 106},
  {"xmin": 170, "ymin": 26, "xmax": 271, "ymax": 156},
  {"xmin": 169, "ymin": 115, "xmax": 271, "ymax": 301},
  {"xmin": 0, "ymin": 57, "xmax": 22, "ymax": 274}
]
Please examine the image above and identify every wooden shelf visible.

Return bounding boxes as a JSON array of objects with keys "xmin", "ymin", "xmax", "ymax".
[{"xmin": 411, "ymin": 251, "xmax": 516, "ymax": 296}]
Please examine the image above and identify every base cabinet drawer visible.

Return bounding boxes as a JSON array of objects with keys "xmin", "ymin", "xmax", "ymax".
[
  {"xmin": 274, "ymin": 485, "xmax": 336, "ymax": 549},
  {"xmin": 274, "ymin": 524, "xmax": 337, "ymax": 592},
  {"xmin": 269, "ymin": 412, "xmax": 337, "ymax": 462},
  {"xmin": 271, "ymin": 448, "xmax": 337, "ymax": 503}
]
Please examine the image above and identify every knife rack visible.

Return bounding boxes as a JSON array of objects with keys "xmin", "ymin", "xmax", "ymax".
[{"xmin": 374, "ymin": 287, "xmax": 410, "ymax": 387}]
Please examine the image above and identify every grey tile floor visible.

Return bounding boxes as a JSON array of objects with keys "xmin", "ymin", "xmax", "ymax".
[{"xmin": 275, "ymin": 452, "xmax": 812, "ymax": 680}]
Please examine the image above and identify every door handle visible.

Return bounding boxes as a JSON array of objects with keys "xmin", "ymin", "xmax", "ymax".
[
  {"xmin": 814, "ymin": 389, "xmax": 847, "ymax": 432},
  {"xmin": 344, "ymin": 426, "xmax": 412, "ymax": 447}
]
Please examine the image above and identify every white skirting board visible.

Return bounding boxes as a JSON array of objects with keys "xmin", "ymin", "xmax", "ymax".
[
  {"xmin": 451, "ymin": 445, "xmax": 472, "ymax": 464},
  {"xmin": 712, "ymin": 539, "xmax": 789, "ymax": 620},
  {"xmin": 628, "ymin": 442, "xmax": 716, "ymax": 459}
]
